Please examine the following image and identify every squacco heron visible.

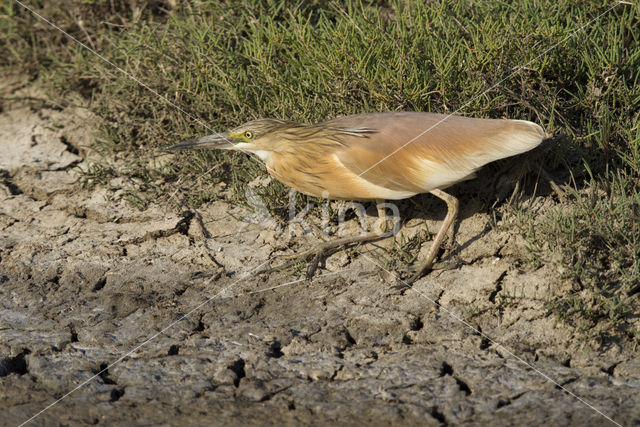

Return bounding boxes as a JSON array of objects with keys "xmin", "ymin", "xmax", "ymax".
[{"xmin": 167, "ymin": 112, "xmax": 546, "ymax": 283}]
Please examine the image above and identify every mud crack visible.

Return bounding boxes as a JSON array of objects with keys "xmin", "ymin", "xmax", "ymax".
[{"xmin": 126, "ymin": 210, "xmax": 195, "ymax": 244}]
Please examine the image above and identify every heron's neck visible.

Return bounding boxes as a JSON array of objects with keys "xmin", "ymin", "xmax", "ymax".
[
  {"xmin": 251, "ymin": 150, "xmax": 272, "ymax": 162},
  {"xmin": 232, "ymin": 142, "xmax": 273, "ymax": 163}
]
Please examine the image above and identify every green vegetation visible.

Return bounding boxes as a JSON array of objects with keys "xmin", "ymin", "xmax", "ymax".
[{"xmin": 1, "ymin": 0, "xmax": 639, "ymax": 344}]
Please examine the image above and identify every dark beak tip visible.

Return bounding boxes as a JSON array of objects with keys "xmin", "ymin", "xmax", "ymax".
[
  {"xmin": 163, "ymin": 133, "xmax": 231, "ymax": 152},
  {"xmin": 162, "ymin": 139, "xmax": 201, "ymax": 152}
]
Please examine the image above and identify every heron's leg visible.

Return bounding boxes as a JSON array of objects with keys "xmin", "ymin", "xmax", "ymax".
[
  {"xmin": 406, "ymin": 189, "xmax": 459, "ymax": 284},
  {"xmin": 266, "ymin": 199, "xmax": 392, "ymax": 278},
  {"xmin": 374, "ymin": 198, "xmax": 391, "ymax": 234},
  {"xmin": 278, "ymin": 232, "xmax": 384, "ymax": 278}
]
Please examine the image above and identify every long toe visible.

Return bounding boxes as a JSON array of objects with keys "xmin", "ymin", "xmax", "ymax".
[
  {"xmin": 305, "ymin": 249, "xmax": 326, "ymax": 279},
  {"xmin": 431, "ymin": 255, "xmax": 464, "ymax": 271},
  {"xmin": 402, "ymin": 264, "xmax": 430, "ymax": 285}
]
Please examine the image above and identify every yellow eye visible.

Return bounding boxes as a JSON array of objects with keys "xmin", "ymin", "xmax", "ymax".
[{"xmin": 244, "ymin": 131, "xmax": 254, "ymax": 139}]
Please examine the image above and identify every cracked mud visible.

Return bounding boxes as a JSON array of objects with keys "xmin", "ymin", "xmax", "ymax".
[{"xmin": 1, "ymin": 79, "xmax": 639, "ymax": 425}]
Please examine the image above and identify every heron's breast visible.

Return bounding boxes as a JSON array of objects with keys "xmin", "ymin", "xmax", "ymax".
[{"xmin": 266, "ymin": 154, "xmax": 416, "ymax": 200}]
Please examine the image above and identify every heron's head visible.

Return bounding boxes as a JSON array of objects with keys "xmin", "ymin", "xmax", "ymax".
[{"xmin": 166, "ymin": 119, "xmax": 297, "ymax": 161}]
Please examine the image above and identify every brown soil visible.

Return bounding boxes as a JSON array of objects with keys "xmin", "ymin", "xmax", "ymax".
[{"xmin": 1, "ymin": 77, "xmax": 638, "ymax": 426}]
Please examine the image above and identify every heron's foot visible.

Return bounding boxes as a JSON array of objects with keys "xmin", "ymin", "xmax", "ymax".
[
  {"xmin": 403, "ymin": 263, "xmax": 433, "ymax": 286},
  {"xmin": 399, "ymin": 255, "xmax": 464, "ymax": 286},
  {"xmin": 258, "ymin": 244, "xmax": 330, "ymax": 277},
  {"xmin": 433, "ymin": 255, "xmax": 464, "ymax": 272},
  {"xmin": 263, "ymin": 232, "xmax": 386, "ymax": 278},
  {"xmin": 304, "ymin": 246, "xmax": 328, "ymax": 279}
]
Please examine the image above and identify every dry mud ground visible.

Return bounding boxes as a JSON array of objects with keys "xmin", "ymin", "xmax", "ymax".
[{"xmin": 1, "ymin": 79, "xmax": 639, "ymax": 426}]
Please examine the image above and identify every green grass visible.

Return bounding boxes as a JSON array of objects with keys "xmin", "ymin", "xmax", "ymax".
[{"xmin": 1, "ymin": 0, "xmax": 639, "ymax": 343}]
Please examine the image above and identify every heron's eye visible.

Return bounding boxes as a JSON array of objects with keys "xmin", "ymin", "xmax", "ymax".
[{"xmin": 244, "ymin": 131, "xmax": 254, "ymax": 139}]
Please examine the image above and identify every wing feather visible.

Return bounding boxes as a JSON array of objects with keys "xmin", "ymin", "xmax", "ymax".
[{"xmin": 326, "ymin": 112, "xmax": 545, "ymax": 195}]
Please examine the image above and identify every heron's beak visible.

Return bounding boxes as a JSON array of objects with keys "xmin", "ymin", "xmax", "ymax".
[{"xmin": 164, "ymin": 132, "xmax": 234, "ymax": 151}]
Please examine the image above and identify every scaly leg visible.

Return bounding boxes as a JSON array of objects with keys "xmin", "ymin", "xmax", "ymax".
[
  {"xmin": 266, "ymin": 199, "xmax": 392, "ymax": 277},
  {"xmin": 406, "ymin": 189, "xmax": 459, "ymax": 284}
]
